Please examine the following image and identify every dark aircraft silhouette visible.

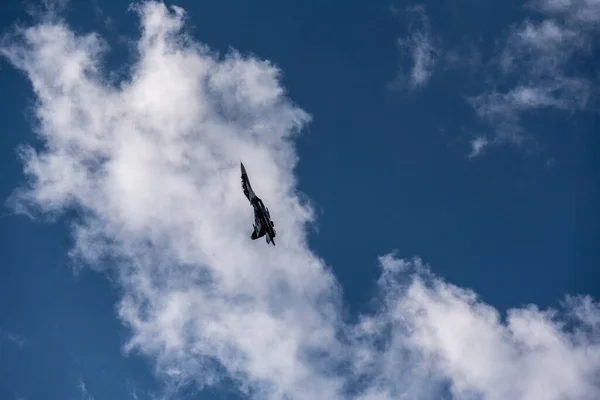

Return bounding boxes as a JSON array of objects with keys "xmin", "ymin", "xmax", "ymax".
[{"xmin": 240, "ymin": 162, "xmax": 276, "ymax": 245}]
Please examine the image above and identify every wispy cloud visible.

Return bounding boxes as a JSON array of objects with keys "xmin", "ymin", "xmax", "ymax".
[
  {"xmin": 78, "ymin": 379, "xmax": 95, "ymax": 400},
  {"xmin": 468, "ymin": 0, "xmax": 600, "ymax": 155},
  {"xmin": 529, "ymin": 0, "xmax": 600, "ymax": 25},
  {"xmin": 2, "ymin": 2, "xmax": 599, "ymax": 399},
  {"xmin": 388, "ymin": 5, "xmax": 439, "ymax": 90},
  {"xmin": 22, "ymin": 0, "xmax": 70, "ymax": 20},
  {"xmin": 0, "ymin": 328, "xmax": 27, "ymax": 349},
  {"xmin": 468, "ymin": 136, "xmax": 489, "ymax": 158},
  {"xmin": 443, "ymin": 42, "xmax": 482, "ymax": 72},
  {"xmin": 388, "ymin": 5, "xmax": 482, "ymax": 92}
]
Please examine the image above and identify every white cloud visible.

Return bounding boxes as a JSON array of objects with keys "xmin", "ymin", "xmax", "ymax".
[
  {"xmin": 2, "ymin": 2, "xmax": 600, "ymax": 399},
  {"xmin": 350, "ymin": 257, "xmax": 600, "ymax": 400},
  {"xmin": 468, "ymin": 0, "xmax": 599, "ymax": 154}
]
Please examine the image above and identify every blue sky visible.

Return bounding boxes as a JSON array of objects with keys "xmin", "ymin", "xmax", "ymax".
[{"xmin": 1, "ymin": 1, "xmax": 599, "ymax": 399}]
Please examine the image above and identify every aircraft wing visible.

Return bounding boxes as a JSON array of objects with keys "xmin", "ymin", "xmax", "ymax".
[
  {"xmin": 240, "ymin": 162, "xmax": 251, "ymax": 200},
  {"xmin": 251, "ymin": 223, "xmax": 266, "ymax": 240}
]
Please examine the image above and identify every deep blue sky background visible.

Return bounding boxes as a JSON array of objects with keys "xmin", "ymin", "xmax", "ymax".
[{"xmin": 1, "ymin": 0, "xmax": 598, "ymax": 399}]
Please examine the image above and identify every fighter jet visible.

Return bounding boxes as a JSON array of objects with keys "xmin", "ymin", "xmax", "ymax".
[{"xmin": 240, "ymin": 162, "xmax": 276, "ymax": 245}]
